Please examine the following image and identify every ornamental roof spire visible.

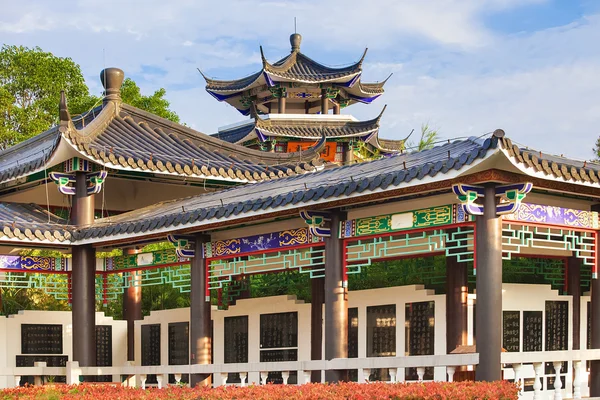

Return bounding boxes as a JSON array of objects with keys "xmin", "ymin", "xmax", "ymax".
[{"xmin": 290, "ymin": 32, "xmax": 302, "ymax": 52}]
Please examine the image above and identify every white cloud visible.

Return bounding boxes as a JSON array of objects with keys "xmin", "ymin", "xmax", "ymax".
[{"xmin": 1, "ymin": 0, "xmax": 599, "ymax": 161}]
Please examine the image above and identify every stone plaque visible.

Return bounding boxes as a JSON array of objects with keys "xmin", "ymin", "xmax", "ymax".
[
  {"xmin": 168, "ymin": 322, "xmax": 189, "ymax": 384},
  {"xmin": 95, "ymin": 325, "xmax": 112, "ymax": 367},
  {"xmin": 141, "ymin": 324, "xmax": 161, "ymax": 384},
  {"xmin": 545, "ymin": 301, "xmax": 568, "ymax": 351},
  {"xmin": 367, "ymin": 304, "xmax": 396, "ymax": 381},
  {"xmin": 95, "ymin": 325, "xmax": 112, "ymax": 382},
  {"xmin": 260, "ymin": 312, "xmax": 298, "ymax": 349},
  {"xmin": 224, "ymin": 316, "xmax": 248, "ymax": 384},
  {"xmin": 21, "ymin": 324, "xmax": 63, "ymax": 354},
  {"xmin": 405, "ymin": 302, "xmax": 434, "ymax": 381},
  {"xmin": 523, "ymin": 311, "xmax": 542, "ymax": 352},
  {"xmin": 503, "ymin": 311, "xmax": 520, "ymax": 352}
]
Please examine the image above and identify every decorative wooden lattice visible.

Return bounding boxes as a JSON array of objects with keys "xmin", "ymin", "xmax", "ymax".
[{"xmin": 345, "ymin": 227, "xmax": 474, "ymax": 275}]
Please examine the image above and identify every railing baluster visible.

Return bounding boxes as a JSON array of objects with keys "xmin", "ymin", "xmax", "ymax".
[
  {"xmin": 14, "ymin": 376, "xmax": 21, "ymax": 388},
  {"xmin": 140, "ymin": 374, "xmax": 147, "ymax": 390},
  {"xmin": 260, "ymin": 371, "xmax": 268, "ymax": 385},
  {"xmin": 389, "ymin": 368, "xmax": 397, "ymax": 383},
  {"xmin": 240, "ymin": 372, "xmax": 247, "ymax": 387},
  {"xmin": 362, "ymin": 368, "xmax": 371, "ymax": 383},
  {"xmin": 416, "ymin": 367, "xmax": 425, "ymax": 382},
  {"xmin": 446, "ymin": 366, "xmax": 456, "ymax": 382},
  {"xmin": 220, "ymin": 373, "xmax": 228, "ymax": 386},
  {"xmin": 572, "ymin": 360, "xmax": 582, "ymax": 399},
  {"xmin": 512, "ymin": 363, "xmax": 522, "ymax": 396},
  {"xmin": 157, "ymin": 375, "xmax": 163, "ymax": 389},
  {"xmin": 533, "ymin": 362, "xmax": 543, "ymax": 400},
  {"xmin": 282, "ymin": 371, "xmax": 290, "ymax": 385},
  {"xmin": 174, "ymin": 373, "xmax": 182, "ymax": 385},
  {"xmin": 301, "ymin": 370, "xmax": 311, "ymax": 384},
  {"xmin": 552, "ymin": 361, "xmax": 562, "ymax": 400}
]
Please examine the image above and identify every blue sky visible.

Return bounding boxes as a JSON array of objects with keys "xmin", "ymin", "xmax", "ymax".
[{"xmin": 1, "ymin": 0, "xmax": 600, "ymax": 159}]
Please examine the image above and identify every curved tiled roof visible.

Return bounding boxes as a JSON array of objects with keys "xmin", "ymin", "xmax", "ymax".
[
  {"xmin": 0, "ymin": 90, "xmax": 326, "ymax": 185},
  {"xmin": 74, "ymin": 135, "xmax": 497, "ymax": 241},
  {"xmin": 263, "ymin": 52, "xmax": 361, "ymax": 83},
  {"xmin": 499, "ymin": 136, "xmax": 600, "ymax": 184},
  {"xmin": 3, "ymin": 132, "xmax": 600, "ymax": 245},
  {"xmin": 0, "ymin": 128, "xmax": 60, "ymax": 183},
  {"xmin": 213, "ymin": 113, "xmax": 386, "ymax": 145},
  {"xmin": 0, "ymin": 203, "xmax": 71, "ymax": 243}
]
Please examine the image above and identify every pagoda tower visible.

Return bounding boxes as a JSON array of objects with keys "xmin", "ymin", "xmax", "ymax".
[{"xmin": 202, "ymin": 33, "xmax": 406, "ymax": 164}]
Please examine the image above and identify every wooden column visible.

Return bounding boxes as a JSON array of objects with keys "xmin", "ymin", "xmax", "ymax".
[
  {"xmin": 344, "ymin": 143, "xmax": 353, "ymax": 165},
  {"xmin": 333, "ymin": 102, "xmax": 340, "ymax": 115},
  {"xmin": 123, "ymin": 248, "xmax": 142, "ymax": 361},
  {"xmin": 71, "ymin": 172, "xmax": 96, "ymax": 369},
  {"xmin": 190, "ymin": 234, "xmax": 211, "ymax": 387},
  {"xmin": 321, "ymin": 89, "xmax": 329, "ymax": 115},
  {"xmin": 311, "ymin": 277, "xmax": 325, "ymax": 382},
  {"xmin": 567, "ymin": 256, "xmax": 581, "ymax": 350},
  {"xmin": 591, "ymin": 223, "xmax": 600, "ymax": 395},
  {"xmin": 446, "ymin": 256, "xmax": 468, "ymax": 353},
  {"xmin": 475, "ymin": 185, "xmax": 502, "ymax": 381},
  {"xmin": 278, "ymin": 95, "xmax": 286, "ymax": 114},
  {"xmin": 324, "ymin": 210, "xmax": 347, "ymax": 382}
]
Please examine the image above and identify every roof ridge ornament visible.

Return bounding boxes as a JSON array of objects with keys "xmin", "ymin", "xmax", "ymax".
[
  {"xmin": 290, "ymin": 32, "xmax": 302, "ymax": 52},
  {"xmin": 358, "ymin": 48, "xmax": 368, "ymax": 68},
  {"xmin": 59, "ymin": 90, "xmax": 71, "ymax": 127},
  {"xmin": 100, "ymin": 67, "xmax": 124, "ymax": 104}
]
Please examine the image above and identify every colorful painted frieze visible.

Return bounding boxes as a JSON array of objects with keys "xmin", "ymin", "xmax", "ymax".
[
  {"xmin": 340, "ymin": 204, "xmax": 470, "ymax": 238},
  {"xmin": 503, "ymin": 203, "xmax": 599, "ymax": 229},
  {"xmin": 205, "ymin": 227, "xmax": 322, "ymax": 258},
  {"xmin": 105, "ymin": 248, "xmax": 184, "ymax": 271},
  {"xmin": 0, "ymin": 255, "xmax": 67, "ymax": 272}
]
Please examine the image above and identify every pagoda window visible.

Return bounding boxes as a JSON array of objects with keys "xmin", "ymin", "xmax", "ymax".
[
  {"xmin": 275, "ymin": 143, "xmax": 287, "ymax": 153},
  {"xmin": 334, "ymin": 143, "xmax": 344, "ymax": 163}
]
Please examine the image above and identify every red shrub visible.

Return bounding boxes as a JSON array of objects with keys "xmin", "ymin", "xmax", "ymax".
[{"xmin": 0, "ymin": 381, "xmax": 519, "ymax": 400}]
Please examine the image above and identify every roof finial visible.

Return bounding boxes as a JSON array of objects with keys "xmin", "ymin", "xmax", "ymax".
[
  {"xmin": 493, "ymin": 129, "xmax": 505, "ymax": 138},
  {"xmin": 100, "ymin": 67, "xmax": 124, "ymax": 103},
  {"xmin": 59, "ymin": 90, "xmax": 71, "ymax": 123},
  {"xmin": 290, "ymin": 32, "xmax": 302, "ymax": 52}
]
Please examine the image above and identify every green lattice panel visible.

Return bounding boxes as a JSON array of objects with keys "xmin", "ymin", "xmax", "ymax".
[
  {"xmin": 345, "ymin": 227, "xmax": 474, "ymax": 275},
  {"xmin": 208, "ymin": 247, "xmax": 325, "ymax": 290},
  {"xmin": 502, "ymin": 223, "xmax": 595, "ymax": 265},
  {"xmin": 0, "ymin": 273, "xmax": 69, "ymax": 301},
  {"xmin": 95, "ymin": 274, "xmax": 124, "ymax": 303}
]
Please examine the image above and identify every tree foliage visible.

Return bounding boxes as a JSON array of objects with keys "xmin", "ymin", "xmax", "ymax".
[
  {"xmin": 120, "ymin": 78, "xmax": 180, "ymax": 123},
  {"xmin": 0, "ymin": 45, "xmax": 96, "ymax": 149},
  {"xmin": 0, "ymin": 45, "xmax": 180, "ymax": 151},
  {"xmin": 407, "ymin": 123, "xmax": 439, "ymax": 151}
]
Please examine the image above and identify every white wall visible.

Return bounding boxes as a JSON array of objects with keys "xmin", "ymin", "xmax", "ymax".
[{"xmin": 0, "ymin": 310, "xmax": 127, "ymax": 388}]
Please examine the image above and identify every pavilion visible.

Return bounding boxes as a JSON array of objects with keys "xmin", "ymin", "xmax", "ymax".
[
  {"xmin": 0, "ymin": 36, "xmax": 598, "ymax": 400},
  {"xmin": 205, "ymin": 34, "xmax": 405, "ymax": 163}
]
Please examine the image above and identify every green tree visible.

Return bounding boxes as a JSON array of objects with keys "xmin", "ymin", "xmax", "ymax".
[
  {"xmin": 408, "ymin": 123, "xmax": 439, "ymax": 151},
  {"xmin": 119, "ymin": 78, "xmax": 180, "ymax": 123},
  {"xmin": 0, "ymin": 45, "xmax": 96, "ymax": 149},
  {"xmin": 594, "ymin": 137, "xmax": 600, "ymax": 160},
  {"xmin": 0, "ymin": 45, "xmax": 180, "ymax": 150}
]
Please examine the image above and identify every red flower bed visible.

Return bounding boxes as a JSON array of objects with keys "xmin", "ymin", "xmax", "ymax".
[{"xmin": 1, "ymin": 381, "xmax": 518, "ymax": 400}]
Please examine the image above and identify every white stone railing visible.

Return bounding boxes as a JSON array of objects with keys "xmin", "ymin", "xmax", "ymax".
[
  {"xmin": 0, "ymin": 353, "xmax": 478, "ymax": 388},
  {"xmin": 501, "ymin": 349, "xmax": 600, "ymax": 400}
]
